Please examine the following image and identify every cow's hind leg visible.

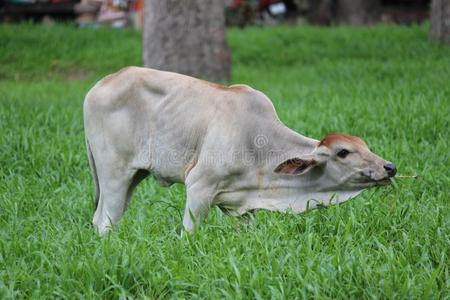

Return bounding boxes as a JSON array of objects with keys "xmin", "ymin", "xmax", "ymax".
[{"xmin": 93, "ymin": 166, "xmax": 148, "ymax": 235}]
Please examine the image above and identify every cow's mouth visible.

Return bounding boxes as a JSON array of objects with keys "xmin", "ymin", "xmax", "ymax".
[
  {"xmin": 354, "ymin": 173, "xmax": 392, "ymax": 187},
  {"xmin": 372, "ymin": 177, "xmax": 392, "ymax": 186}
]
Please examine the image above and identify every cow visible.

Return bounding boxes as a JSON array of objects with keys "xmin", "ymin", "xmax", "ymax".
[{"xmin": 84, "ymin": 67, "xmax": 396, "ymax": 235}]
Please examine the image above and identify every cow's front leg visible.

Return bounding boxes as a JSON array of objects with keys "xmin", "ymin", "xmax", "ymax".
[
  {"xmin": 182, "ymin": 171, "xmax": 217, "ymax": 233},
  {"xmin": 183, "ymin": 187, "xmax": 212, "ymax": 233}
]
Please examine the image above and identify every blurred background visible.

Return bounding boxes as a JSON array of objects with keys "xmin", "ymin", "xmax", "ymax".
[
  {"xmin": 1, "ymin": 0, "xmax": 448, "ymax": 83},
  {"xmin": 0, "ymin": 0, "xmax": 434, "ymax": 28}
]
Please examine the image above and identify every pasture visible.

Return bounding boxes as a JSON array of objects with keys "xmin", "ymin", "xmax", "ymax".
[{"xmin": 0, "ymin": 24, "xmax": 449, "ymax": 298}]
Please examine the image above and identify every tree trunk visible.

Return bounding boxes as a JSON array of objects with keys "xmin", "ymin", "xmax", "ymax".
[
  {"xmin": 335, "ymin": 0, "xmax": 381, "ymax": 26},
  {"xmin": 430, "ymin": 0, "xmax": 450, "ymax": 43},
  {"xmin": 308, "ymin": 0, "xmax": 334, "ymax": 25},
  {"xmin": 308, "ymin": 0, "xmax": 381, "ymax": 26},
  {"xmin": 143, "ymin": 0, "xmax": 231, "ymax": 83}
]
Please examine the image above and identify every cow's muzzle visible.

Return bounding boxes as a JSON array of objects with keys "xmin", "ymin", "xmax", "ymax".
[{"xmin": 384, "ymin": 163, "xmax": 397, "ymax": 178}]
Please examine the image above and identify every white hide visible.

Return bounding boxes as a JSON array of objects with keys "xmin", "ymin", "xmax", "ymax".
[{"xmin": 84, "ymin": 67, "xmax": 391, "ymax": 235}]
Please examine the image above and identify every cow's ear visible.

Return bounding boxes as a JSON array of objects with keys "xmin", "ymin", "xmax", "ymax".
[
  {"xmin": 274, "ymin": 157, "xmax": 317, "ymax": 175},
  {"xmin": 274, "ymin": 147, "xmax": 329, "ymax": 176}
]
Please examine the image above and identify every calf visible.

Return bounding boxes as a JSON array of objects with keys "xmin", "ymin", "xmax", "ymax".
[{"xmin": 84, "ymin": 67, "xmax": 396, "ymax": 235}]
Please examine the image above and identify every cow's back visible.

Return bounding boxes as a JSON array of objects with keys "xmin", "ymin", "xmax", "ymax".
[{"xmin": 84, "ymin": 67, "xmax": 276, "ymax": 184}]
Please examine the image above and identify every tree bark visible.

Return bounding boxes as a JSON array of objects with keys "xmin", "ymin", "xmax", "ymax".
[
  {"xmin": 335, "ymin": 0, "xmax": 381, "ymax": 26},
  {"xmin": 308, "ymin": 0, "xmax": 381, "ymax": 26},
  {"xmin": 143, "ymin": 0, "xmax": 231, "ymax": 83},
  {"xmin": 308, "ymin": 0, "xmax": 334, "ymax": 25},
  {"xmin": 430, "ymin": 0, "xmax": 450, "ymax": 43}
]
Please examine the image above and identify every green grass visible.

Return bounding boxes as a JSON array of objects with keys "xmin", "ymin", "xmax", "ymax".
[{"xmin": 0, "ymin": 23, "xmax": 449, "ymax": 299}]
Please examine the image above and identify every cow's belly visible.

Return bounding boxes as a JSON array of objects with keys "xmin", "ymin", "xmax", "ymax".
[
  {"xmin": 214, "ymin": 188, "xmax": 364, "ymax": 215},
  {"xmin": 136, "ymin": 103, "xmax": 207, "ymax": 184}
]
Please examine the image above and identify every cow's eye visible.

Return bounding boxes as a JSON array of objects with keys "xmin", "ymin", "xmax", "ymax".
[{"xmin": 337, "ymin": 149, "xmax": 350, "ymax": 158}]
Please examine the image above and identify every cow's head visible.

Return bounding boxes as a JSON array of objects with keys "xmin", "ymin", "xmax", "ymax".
[{"xmin": 274, "ymin": 133, "xmax": 396, "ymax": 190}]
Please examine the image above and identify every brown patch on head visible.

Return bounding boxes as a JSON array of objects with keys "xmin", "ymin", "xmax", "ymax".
[{"xmin": 319, "ymin": 133, "xmax": 368, "ymax": 149}]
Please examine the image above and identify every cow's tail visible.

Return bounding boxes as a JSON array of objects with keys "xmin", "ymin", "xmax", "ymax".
[{"xmin": 86, "ymin": 138, "xmax": 100, "ymax": 210}]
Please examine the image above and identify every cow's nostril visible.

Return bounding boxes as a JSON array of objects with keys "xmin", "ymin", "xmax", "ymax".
[{"xmin": 384, "ymin": 163, "xmax": 397, "ymax": 177}]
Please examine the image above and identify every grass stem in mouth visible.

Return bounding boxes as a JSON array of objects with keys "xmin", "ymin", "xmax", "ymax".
[{"xmin": 396, "ymin": 175, "xmax": 419, "ymax": 179}]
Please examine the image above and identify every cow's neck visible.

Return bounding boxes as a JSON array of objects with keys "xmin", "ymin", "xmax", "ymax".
[
  {"xmin": 217, "ymin": 125, "xmax": 366, "ymax": 215},
  {"xmin": 271, "ymin": 124, "xmax": 319, "ymax": 155}
]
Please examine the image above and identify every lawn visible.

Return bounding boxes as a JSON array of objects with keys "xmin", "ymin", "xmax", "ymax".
[{"xmin": 0, "ymin": 23, "xmax": 449, "ymax": 299}]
